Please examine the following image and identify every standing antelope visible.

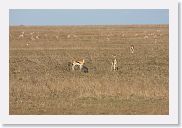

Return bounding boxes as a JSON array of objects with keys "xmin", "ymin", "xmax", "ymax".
[
  {"xmin": 18, "ymin": 32, "xmax": 24, "ymax": 39},
  {"xmin": 121, "ymin": 33, "xmax": 125, "ymax": 38},
  {"xmin": 55, "ymin": 35, "xmax": 59, "ymax": 40},
  {"xmin": 72, "ymin": 59, "xmax": 85, "ymax": 71},
  {"xmin": 130, "ymin": 45, "xmax": 134, "ymax": 54},
  {"xmin": 26, "ymin": 41, "xmax": 30, "ymax": 46},
  {"xmin": 157, "ymin": 29, "xmax": 161, "ymax": 33},
  {"xmin": 144, "ymin": 35, "xmax": 148, "ymax": 39},
  {"xmin": 10, "ymin": 33, "xmax": 13, "ymax": 40},
  {"xmin": 106, "ymin": 37, "xmax": 110, "ymax": 41},
  {"xmin": 35, "ymin": 32, "xmax": 40, "ymax": 39},
  {"xmin": 67, "ymin": 34, "xmax": 71, "ymax": 38},
  {"xmin": 111, "ymin": 56, "xmax": 118, "ymax": 71},
  {"xmin": 29, "ymin": 32, "xmax": 35, "ymax": 40}
]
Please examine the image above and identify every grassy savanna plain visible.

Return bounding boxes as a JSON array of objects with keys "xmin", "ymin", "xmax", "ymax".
[{"xmin": 9, "ymin": 25, "xmax": 169, "ymax": 115}]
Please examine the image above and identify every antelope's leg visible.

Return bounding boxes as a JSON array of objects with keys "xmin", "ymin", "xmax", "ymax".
[
  {"xmin": 80, "ymin": 65, "xmax": 83, "ymax": 71},
  {"xmin": 114, "ymin": 63, "xmax": 116, "ymax": 70},
  {"xmin": 111, "ymin": 62, "xmax": 113, "ymax": 71},
  {"xmin": 116, "ymin": 64, "xmax": 118, "ymax": 70},
  {"xmin": 72, "ymin": 64, "xmax": 75, "ymax": 70}
]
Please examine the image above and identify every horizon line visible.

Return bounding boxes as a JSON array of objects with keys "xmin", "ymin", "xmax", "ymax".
[{"xmin": 9, "ymin": 23, "xmax": 169, "ymax": 27}]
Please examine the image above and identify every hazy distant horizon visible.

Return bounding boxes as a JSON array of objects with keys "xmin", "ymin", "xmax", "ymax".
[
  {"xmin": 9, "ymin": 24, "xmax": 169, "ymax": 27},
  {"xmin": 9, "ymin": 9, "xmax": 169, "ymax": 26}
]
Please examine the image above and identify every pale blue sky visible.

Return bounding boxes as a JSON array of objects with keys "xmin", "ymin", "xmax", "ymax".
[{"xmin": 9, "ymin": 9, "xmax": 168, "ymax": 26}]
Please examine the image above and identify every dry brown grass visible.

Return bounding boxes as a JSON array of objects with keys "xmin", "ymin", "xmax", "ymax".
[{"xmin": 9, "ymin": 25, "xmax": 169, "ymax": 115}]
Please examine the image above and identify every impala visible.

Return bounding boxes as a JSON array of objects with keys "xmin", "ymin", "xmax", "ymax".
[
  {"xmin": 111, "ymin": 56, "xmax": 118, "ymax": 71},
  {"xmin": 72, "ymin": 59, "xmax": 85, "ymax": 71},
  {"xmin": 130, "ymin": 45, "xmax": 134, "ymax": 54}
]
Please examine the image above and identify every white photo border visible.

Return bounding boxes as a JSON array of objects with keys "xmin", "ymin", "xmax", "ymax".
[{"xmin": 0, "ymin": 0, "xmax": 178, "ymax": 124}]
